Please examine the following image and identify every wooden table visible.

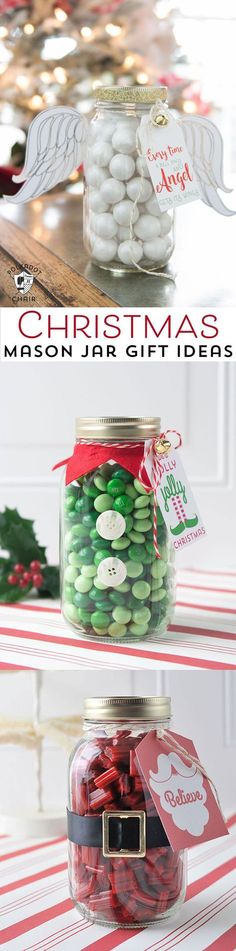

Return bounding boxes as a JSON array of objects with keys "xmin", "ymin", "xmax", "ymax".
[
  {"xmin": 1, "ymin": 189, "xmax": 236, "ymax": 306},
  {"xmin": 0, "ymin": 212, "xmax": 115, "ymax": 307},
  {"xmin": 1, "ymin": 816, "xmax": 235, "ymax": 949}
]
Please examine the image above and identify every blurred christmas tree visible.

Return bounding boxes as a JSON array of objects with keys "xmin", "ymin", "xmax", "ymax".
[{"xmin": 0, "ymin": 0, "xmax": 211, "ymax": 175}]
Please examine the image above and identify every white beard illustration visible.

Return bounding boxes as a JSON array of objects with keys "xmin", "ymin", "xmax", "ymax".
[{"xmin": 149, "ymin": 751, "xmax": 209, "ymax": 837}]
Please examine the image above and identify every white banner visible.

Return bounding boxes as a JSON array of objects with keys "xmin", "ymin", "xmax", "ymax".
[{"xmin": 0, "ymin": 307, "xmax": 235, "ymax": 362}]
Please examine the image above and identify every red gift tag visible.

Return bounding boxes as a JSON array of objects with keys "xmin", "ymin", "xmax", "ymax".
[{"xmin": 135, "ymin": 729, "xmax": 228, "ymax": 851}]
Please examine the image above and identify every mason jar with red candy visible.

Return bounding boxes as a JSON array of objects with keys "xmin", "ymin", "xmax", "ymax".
[{"xmin": 67, "ymin": 696, "xmax": 187, "ymax": 927}]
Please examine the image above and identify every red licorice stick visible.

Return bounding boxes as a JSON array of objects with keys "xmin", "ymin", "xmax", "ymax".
[
  {"xmin": 89, "ymin": 890, "xmax": 118, "ymax": 911},
  {"xmin": 130, "ymin": 749, "xmax": 139, "ymax": 776},
  {"xmin": 81, "ymin": 845, "xmax": 100, "ymax": 866},
  {"xmin": 104, "ymin": 745, "xmax": 130, "ymax": 765},
  {"xmin": 89, "ymin": 787, "xmax": 114, "ymax": 810},
  {"xmin": 117, "ymin": 773, "xmax": 131, "ymax": 796},
  {"xmin": 77, "ymin": 876, "xmax": 95, "ymax": 900},
  {"xmin": 76, "ymin": 782, "xmax": 89, "ymax": 815},
  {"xmin": 133, "ymin": 885, "xmax": 157, "ymax": 908},
  {"xmin": 108, "ymin": 867, "xmax": 137, "ymax": 892}
]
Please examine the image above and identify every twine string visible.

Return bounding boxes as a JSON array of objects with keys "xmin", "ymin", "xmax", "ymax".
[
  {"xmin": 127, "ymin": 102, "xmax": 175, "ymax": 282},
  {"xmin": 156, "ymin": 727, "xmax": 223, "ymax": 814},
  {"xmin": 138, "ymin": 430, "xmax": 182, "ymax": 558}
]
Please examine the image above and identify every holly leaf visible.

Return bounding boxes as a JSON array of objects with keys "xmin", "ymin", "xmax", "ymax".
[
  {"xmin": 39, "ymin": 565, "xmax": 60, "ymax": 599},
  {"xmin": 0, "ymin": 508, "xmax": 46, "ymax": 565},
  {"xmin": 0, "ymin": 577, "xmax": 31, "ymax": 603}
]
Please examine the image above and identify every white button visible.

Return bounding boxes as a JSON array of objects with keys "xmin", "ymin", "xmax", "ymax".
[
  {"xmin": 97, "ymin": 557, "xmax": 127, "ymax": 587},
  {"xmin": 96, "ymin": 510, "xmax": 126, "ymax": 540}
]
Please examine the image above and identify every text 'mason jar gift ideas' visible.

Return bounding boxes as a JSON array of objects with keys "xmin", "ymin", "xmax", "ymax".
[
  {"xmin": 67, "ymin": 695, "xmax": 228, "ymax": 929},
  {"xmin": 55, "ymin": 417, "xmax": 205, "ymax": 641}
]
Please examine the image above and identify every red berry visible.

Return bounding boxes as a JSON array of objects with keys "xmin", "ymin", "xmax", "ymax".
[
  {"xmin": 19, "ymin": 578, "xmax": 29, "ymax": 589},
  {"xmin": 30, "ymin": 560, "xmax": 41, "ymax": 571},
  {"xmin": 32, "ymin": 573, "xmax": 43, "ymax": 588},
  {"xmin": 8, "ymin": 574, "xmax": 18, "ymax": 585},
  {"xmin": 22, "ymin": 572, "xmax": 32, "ymax": 584},
  {"xmin": 14, "ymin": 563, "xmax": 25, "ymax": 574}
]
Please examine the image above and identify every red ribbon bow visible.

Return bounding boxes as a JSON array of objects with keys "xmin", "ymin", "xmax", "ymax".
[{"xmin": 53, "ymin": 431, "xmax": 182, "ymax": 559}]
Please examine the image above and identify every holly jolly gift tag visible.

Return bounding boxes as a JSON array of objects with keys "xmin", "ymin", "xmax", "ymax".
[
  {"xmin": 135, "ymin": 730, "xmax": 228, "ymax": 851},
  {"xmin": 143, "ymin": 438, "xmax": 206, "ymax": 552}
]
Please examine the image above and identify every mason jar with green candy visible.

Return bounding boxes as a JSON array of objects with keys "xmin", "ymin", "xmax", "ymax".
[{"xmin": 59, "ymin": 417, "xmax": 175, "ymax": 641}]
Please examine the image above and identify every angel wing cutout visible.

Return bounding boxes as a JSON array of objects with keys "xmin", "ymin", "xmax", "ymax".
[
  {"xmin": 5, "ymin": 107, "xmax": 86, "ymax": 204},
  {"xmin": 179, "ymin": 114, "xmax": 234, "ymax": 216}
]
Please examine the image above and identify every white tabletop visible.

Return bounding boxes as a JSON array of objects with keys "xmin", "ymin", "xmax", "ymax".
[{"xmin": 0, "ymin": 569, "xmax": 235, "ymax": 671}]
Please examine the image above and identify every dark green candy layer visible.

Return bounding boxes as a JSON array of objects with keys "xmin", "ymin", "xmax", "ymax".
[{"xmin": 62, "ymin": 463, "xmax": 173, "ymax": 639}]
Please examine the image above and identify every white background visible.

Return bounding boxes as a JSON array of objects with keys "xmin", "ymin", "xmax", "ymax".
[
  {"xmin": 0, "ymin": 361, "xmax": 235, "ymax": 568},
  {"xmin": 0, "ymin": 669, "xmax": 235, "ymax": 819}
]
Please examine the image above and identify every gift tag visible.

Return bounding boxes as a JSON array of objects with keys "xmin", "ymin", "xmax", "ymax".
[
  {"xmin": 138, "ymin": 106, "xmax": 200, "ymax": 212},
  {"xmin": 97, "ymin": 557, "xmax": 127, "ymax": 587},
  {"xmin": 144, "ymin": 441, "xmax": 206, "ymax": 551},
  {"xmin": 135, "ymin": 729, "xmax": 228, "ymax": 850}
]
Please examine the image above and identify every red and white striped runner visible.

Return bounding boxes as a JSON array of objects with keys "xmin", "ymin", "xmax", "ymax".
[
  {"xmin": 0, "ymin": 570, "xmax": 235, "ymax": 671},
  {"xmin": 0, "ymin": 816, "xmax": 235, "ymax": 949}
]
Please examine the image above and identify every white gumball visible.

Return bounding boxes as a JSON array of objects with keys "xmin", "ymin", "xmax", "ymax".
[
  {"xmin": 134, "ymin": 214, "xmax": 161, "ymax": 241},
  {"xmin": 93, "ymin": 141, "xmax": 114, "ymax": 167},
  {"xmin": 89, "ymin": 190, "xmax": 109, "ymax": 214},
  {"xmin": 127, "ymin": 176, "xmax": 153, "ymax": 203},
  {"xmin": 136, "ymin": 156, "xmax": 151, "ymax": 179},
  {"xmin": 118, "ymin": 226, "xmax": 130, "ymax": 240},
  {"xmin": 92, "ymin": 237, "xmax": 117, "ymax": 263},
  {"xmin": 146, "ymin": 194, "xmax": 161, "ymax": 217},
  {"xmin": 109, "ymin": 154, "xmax": 135, "ymax": 181},
  {"xmin": 118, "ymin": 240, "xmax": 143, "ymax": 265},
  {"xmin": 93, "ymin": 212, "xmax": 118, "ymax": 239},
  {"xmin": 143, "ymin": 237, "xmax": 166, "ymax": 261},
  {"xmin": 93, "ymin": 119, "xmax": 115, "ymax": 142},
  {"xmin": 86, "ymin": 167, "xmax": 107, "ymax": 188},
  {"xmin": 100, "ymin": 178, "xmax": 126, "ymax": 204},
  {"xmin": 160, "ymin": 212, "xmax": 172, "ymax": 235},
  {"xmin": 113, "ymin": 200, "xmax": 139, "ymax": 227},
  {"xmin": 112, "ymin": 125, "xmax": 136, "ymax": 154}
]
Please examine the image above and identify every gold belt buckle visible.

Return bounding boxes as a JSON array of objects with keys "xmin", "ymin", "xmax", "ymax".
[{"xmin": 102, "ymin": 810, "xmax": 146, "ymax": 859}]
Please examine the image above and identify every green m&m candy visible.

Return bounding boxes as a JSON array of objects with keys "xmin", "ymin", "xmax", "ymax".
[
  {"xmin": 62, "ymin": 450, "xmax": 172, "ymax": 640},
  {"xmin": 114, "ymin": 495, "xmax": 134, "ymax": 516}
]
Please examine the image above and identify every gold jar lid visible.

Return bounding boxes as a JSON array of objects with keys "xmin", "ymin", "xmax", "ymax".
[
  {"xmin": 75, "ymin": 417, "xmax": 160, "ymax": 440},
  {"xmin": 84, "ymin": 696, "xmax": 171, "ymax": 721},
  {"xmin": 96, "ymin": 85, "xmax": 167, "ymax": 104}
]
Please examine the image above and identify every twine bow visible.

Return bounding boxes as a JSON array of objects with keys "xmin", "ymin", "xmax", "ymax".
[
  {"xmin": 0, "ymin": 716, "xmax": 83, "ymax": 752},
  {"xmin": 138, "ymin": 430, "xmax": 182, "ymax": 557}
]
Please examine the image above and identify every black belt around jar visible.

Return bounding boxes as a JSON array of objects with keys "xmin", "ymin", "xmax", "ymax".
[{"xmin": 67, "ymin": 808, "xmax": 169, "ymax": 859}]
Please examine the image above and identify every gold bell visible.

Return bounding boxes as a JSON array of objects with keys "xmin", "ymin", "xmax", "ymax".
[
  {"xmin": 155, "ymin": 438, "xmax": 171, "ymax": 455},
  {"xmin": 152, "ymin": 112, "xmax": 168, "ymax": 127}
]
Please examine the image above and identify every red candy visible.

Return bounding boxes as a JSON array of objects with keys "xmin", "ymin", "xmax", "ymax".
[
  {"xmin": 94, "ymin": 766, "xmax": 120, "ymax": 788},
  {"xmin": 69, "ymin": 728, "xmax": 185, "ymax": 926},
  {"xmin": 89, "ymin": 788, "xmax": 114, "ymax": 810}
]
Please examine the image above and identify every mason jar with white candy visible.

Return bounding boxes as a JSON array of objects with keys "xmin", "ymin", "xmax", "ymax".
[{"xmin": 83, "ymin": 86, "xmax": 175, "ymax": 272}]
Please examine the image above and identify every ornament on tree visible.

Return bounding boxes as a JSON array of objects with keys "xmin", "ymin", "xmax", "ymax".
[{"xmin": 0, "ymin": 0, "xmax": 212, "ymax": 174}]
